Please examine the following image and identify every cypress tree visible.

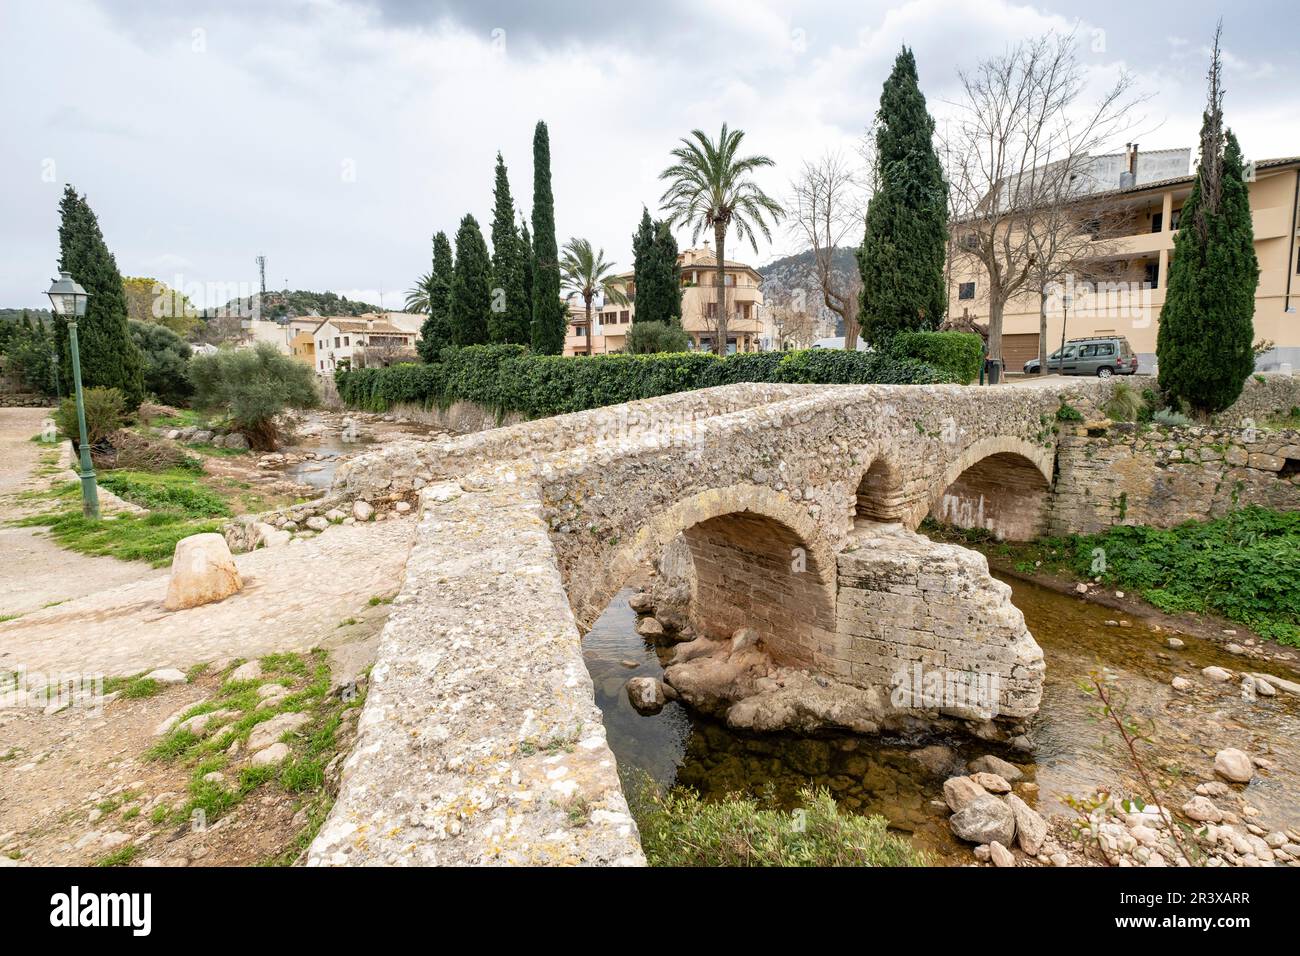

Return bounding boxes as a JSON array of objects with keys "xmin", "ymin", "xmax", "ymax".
[
  {"xmin": 529, "ymin": 121, "xmax": 565, "ymax": 354},
  {"xmin": 1156, "ymin": 39, "xmax": 1258, "ymax": 415},
  {"xmin": 857, "ymin": 47, "xmax": 948, "ymax": 346},
  {"xmin": 450, "ymin": 214, "xmax": 491, "ymax": 347},
  {"xmin": 54, "ymin": 186, "xmax": 145, "ymax": 406},
  {"xmin": 631, "ymin": 208, "xmax": 682, "ymax": 326},
  {"xmin": 488, "ymin": 153, "xmax": 529, "ymax": 344},
  {"xmin": 519, "ymin": 218, "xmax": 534, "ymax": 313},
  {"xmin": 417, "ymin": 231, "xmax": 455, "ymax": 361}
]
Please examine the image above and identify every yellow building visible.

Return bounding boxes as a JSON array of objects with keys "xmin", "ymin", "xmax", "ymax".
[
  {"xmin": 290, "ymin": 330, "xmax": 315, "ymax": 366},
  {"xmin": 563, "ymin": 246, "xmax": 766, "ymax": 355},
  {"xmin": 948, "ymin": 149, "xmax": 1300, "ymax": 372}
]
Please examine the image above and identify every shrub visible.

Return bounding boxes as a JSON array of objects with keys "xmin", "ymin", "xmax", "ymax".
[
  {"xmin": 129, "ymin": 320, "xmax": 192, "ymax": 405},
  {"xmin": 1152, "ymin": 407, "xmax": 1192, "ymax": 427},
  {"xmin": 1102, "ymin": 380, "xmax": 1146, "ymax": 422},
  {"xmin": 334, "ymin": 345, "xmax": 944, "ymax": 419},
  {"xmin": 189, "ymin": 343, "xmax": 318, "ymax": 450},
  {"xmin": 55, "ymin": 386, "xmax": 128, "ymax": 449},
  {"xmin": 1055, "ymin": 401, "xmax": 1083, "ymax": 422},
  {"xmin": 625, "ymin": 320, "xmax": 690, "ymax": 355},
  {"xmin": 1070, "ymin": 507, "xmax": 1300, "ymax": 646},
  {"xmin": 888, "ymin": 331, "xmax": 984, "ymax": 384},
  {"xmin": 626, "ymin": 780, "xmax": 928, "ymax": 867}
]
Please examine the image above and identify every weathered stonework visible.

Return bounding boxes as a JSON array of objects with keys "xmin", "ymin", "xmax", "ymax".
[{"xmin": 1050, "ymin": 423, "xmax": 1300, "ymax": 534}]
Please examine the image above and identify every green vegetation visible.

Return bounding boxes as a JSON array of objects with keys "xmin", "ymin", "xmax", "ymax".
[
  {"xmin": 129, "ymin": 319, "xmax": 192, "ymax": 404},
  {"xmin": 189, "ymin": 342, "xmax": 318, "ymax": 450},
  {"xmin": 560, "ymin": 237, "xmax": 628, "ymax": 342},
  {"xmin": 858, "ymin": 47, "xmax": 949, "ymax": 345},
  {"xmin": 1072, "ymin": 508, "xmax": 1300, "ymax": 645},
  {"xmin": 54, "ymin": 386, "xmax": 127, "ymax": 448},
  {"xmin": 631, "ymin": 207, "xmax": 682, "ymax": 326},
  {"xmin": 104, "ymin": 673, "xmax": 166, "ymax": 699},
  {"xmin": 450, "ymin": 214, "xmax": 492, "ymax": 347},
  {"xmin": 54, "ymin": 185, "xmax": 146, "ymax": 407},
  {"xmin": 122, "ymin": 276, "xmax": 201, "ymax": 339},
  {"xmin": 626, "ymin": 320, "xmax": 691, "ymax": 355},
  {"xmin": 0, "ymin": 310, "xmax": 58, "ymax": 398},
  {"xmin": 1155, "ymin": 40, "xmax": 1258, "ymax": 415},
  {"xmin": 627, "ymin": 780, "xmax": 927, "ymax": 867},
  {"xmin": 1102, "ymin": 380, "xmax": 1146, "ymax": 422},
  {"xmin": 529, "ymin": 121, "xmax": 565, "ymax": 355},
  {"xmin": 489, "ymin": 152, "xmax": 530, "ymax": 345},
  {"xmin": 336, "ymin": 344, "xmax": 944, "ymax": 418},
  {"xmin": 659, "ymin": 123, "xmax": 784, "ymax": 355},
  {"xmin": 888, "ymin": 331, "xmax": 982, "ymax": 384},
  {"xmin": 14, "ymin": 509, "xmax": 222, "ymax": 567},
  {"xmin": 1055, "ymin": 401, "xmax": 1083, "ymax": 422},
  {"xmin": 97, "ymin": 469, "xmax": 231, "ymax": 517},
  {"xmin": 1151, "ymin": 407, "xmax": 1193, "ymax": 428}
]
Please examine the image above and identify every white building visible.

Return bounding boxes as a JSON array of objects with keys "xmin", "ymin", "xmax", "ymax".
[{"xmin": 312, "ymin": 316, "xmax": 418, "ymax": 375}]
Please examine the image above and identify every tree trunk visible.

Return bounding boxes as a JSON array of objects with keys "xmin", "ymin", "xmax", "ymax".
[
  {"xmin": 583, "ymin": 293, "xmax": 593, "ymax": 355},
  {"xmin": 714, "ymin": 224, "xmax": 728, "ymax": 356},
  {"xmin": 986, "ymin": 297, "xmax": 1004, "ymax": 364},
  {"xmin": 1038, "ymin": 290, "xmax": 1049, "ymax": 367}
]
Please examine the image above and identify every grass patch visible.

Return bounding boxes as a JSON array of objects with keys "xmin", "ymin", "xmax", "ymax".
[
  {"xmin": 97, "ymin": 469, "xmax": 231, "ymax": 517},
  {"xmin": 13, "ymin": 509, "xmax": 221, "ymax": 567},
  {"xmin": 104, "ymin": 673, "xmax": 163, "ymax": 699},
  {"xmin": 626, "ymin": 778, "xmax": 928, "ymax": 867},
  {"xmin": 95, "ymin": 845, "xmax": 139, "ymax": 867}
]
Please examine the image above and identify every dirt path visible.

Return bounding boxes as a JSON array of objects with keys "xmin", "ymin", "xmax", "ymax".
[{"xmin": 0, "ymin": 407, "xmax": 166, "ymax": 618}]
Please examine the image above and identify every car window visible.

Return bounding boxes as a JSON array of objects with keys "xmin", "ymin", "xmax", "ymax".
[
  {"xmin": 1079, "ymin": 345, "xmax": 1097, "ymax": 357},
  {"xmin": 1099, "ymin": 343, "xmax": 1114, "ymax": 356}
]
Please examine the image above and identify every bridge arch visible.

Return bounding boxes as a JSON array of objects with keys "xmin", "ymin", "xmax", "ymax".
[
  {"xmin": 927, "ymin": 436, "xmax": 1054, "ymax": 541},
  {"xmin": 572, "ymin": 484, "xmax": 836, "ymax": 667},
  {"xmin": 853, "ymin": 454, "xmax": 908, "ymax": 523}
]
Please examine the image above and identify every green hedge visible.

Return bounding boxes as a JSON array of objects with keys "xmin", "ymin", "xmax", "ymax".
[
  {"xmin": 888, "ymin": 331, "xmax": 984, "ymax": 384},
  {"xmin": 336, "ymin": 344, "xmax": 945, "ymax": 419}
]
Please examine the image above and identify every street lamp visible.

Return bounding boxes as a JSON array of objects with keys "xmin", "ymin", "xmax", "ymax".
[
  {"xmin": 1057, "ymin": 292, "xmax": 1074, "ymax": 375},
  {"xmin": 45, "ymin": 271, "xmax": 99, "ymax": 519}
]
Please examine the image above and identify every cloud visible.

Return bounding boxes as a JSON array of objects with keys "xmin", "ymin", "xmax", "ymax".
[{"xmin": 0, "ymin": 0, "xmax": 1294, "ymax": 310}]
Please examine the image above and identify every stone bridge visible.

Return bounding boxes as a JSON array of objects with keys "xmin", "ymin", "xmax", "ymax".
[{"xmin": 304, "ymin": 378, "xmax": 1119, "ymax": 866}]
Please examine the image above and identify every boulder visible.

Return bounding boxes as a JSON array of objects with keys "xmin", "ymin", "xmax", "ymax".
[
  {"xmin": 163, "ymin": 534, "xmax": 243, "ymax": 611},
  {"xmin": 251, "ymin": 742, "xmax": 290, "ymax": 766},
  {"xmin": 1171, "ymin": 676, "xmax": 1192, "ymax": 691},
  {"xmin": 1213, "ymin": 748, "xmax": 1254, "ymax": 784},
  {"xmin": 968, "ymin": 754, "xmax": 1023, "ymax": 782},
  {"xmin": 352, "ymin": 500, "xmax": 374, "ymax": 522},
  {"xmin": 635, "ymin": 617, "xmax": 665, "ymax": 639},
  {"xmin": 989, "ymin": 841, "xmax": 1015, "ymax": 867},
  {"xmin": 190, "ymin": 429, "xmax": 214, "ymax": 445},
  {"xmin": 223, "ymin": 432, "xmax": 249, "ymax": 450},
  {"xmin": 942, "ymin": 775, "xmax": 986, "ymax": 812},
  {"xmin": 1006, "ymin": 793, "xmax": 1048, "ymax": 855},
  {"xmin": 625, "ymin": 677, "xmax": 666, "ymax": 715},
  {"xmin": 949, "ymin": 793, "xmax": 1016, "ymax": 846},
  {"xmin": 910, "ymin": 744, "xmax": 959, "ymax": 777},
  {"xmin": 305, "ymin": 516, "xmax": 329, "ymax": 532},
  {"xmin": 627, "ymin": 591, "xmax": 654, "ymax": 614},
  {"xmin": 254, "ymin": 522, "xmax": 291, "ymax": 549},
  {"xmin": 231, "ymin": 659, "xmax": 262, "ymax": 682},
  {"xmin": 1201, "ymin": 666, "xmax": 1233, "ymax": 682}
]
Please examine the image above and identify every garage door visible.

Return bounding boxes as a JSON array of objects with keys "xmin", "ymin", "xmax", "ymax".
[{"xmin": 1000, "ymin": 333, "xmax": 1040, "ymax": 371}]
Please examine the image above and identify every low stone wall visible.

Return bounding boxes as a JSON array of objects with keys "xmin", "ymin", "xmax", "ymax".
[
  {"xmin": 1050, "ymin": 423, "xmax": 1300, "ymax": 535},
  {"xmin": 309, "ymin": 480, "xmax": 644, "ymax": 866},
  {"xmin": 0, "ymin": 392, "xmax": 50, "ymax": 408}
]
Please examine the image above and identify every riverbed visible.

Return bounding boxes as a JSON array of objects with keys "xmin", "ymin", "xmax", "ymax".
[{"xmin": 581, "ymin": 575, "xmax": 1300, "ymax": 863}]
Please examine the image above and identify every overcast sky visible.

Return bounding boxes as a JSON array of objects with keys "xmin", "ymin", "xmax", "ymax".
[{"xmin": 2, "ymin": 0, "xmax": 1296, "ymax": 309}]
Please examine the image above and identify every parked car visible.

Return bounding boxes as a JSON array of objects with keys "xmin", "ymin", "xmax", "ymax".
[{"xmin": 1023, "ymin": 336, "xmax": 1139, "ymax": 377}]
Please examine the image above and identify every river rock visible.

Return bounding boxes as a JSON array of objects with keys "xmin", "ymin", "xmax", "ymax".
[
  {"xmin": 627, "ymin": 592, "xmax": 654, "ymax": 614},
  {"xmin": 943, "ymin": 775, "xmax": 987, "ymax": 812},
  {"xmin": 353, "ymin": 500, "xmax": 374, "ymax": 522},
  {"xmin": 224, "ymin": 432, "xmax": 250, "ymax": 450},
  {"xmin": 1006, "ymin": 793, "xmax": 1048, "ymax": 855},
  {"xmin": 1171, "ymin": 676, "xmax": 1192, "ymax": 691},
  {"xmin": 1166, "ymin": 637, "xmax": 1185, "ymax": 649},
  {"xmin": 910, "ymin": 744, "xmax": 958, "ymax": 776},
  {"xmin": 144, "ymin": 668, "xmax": 187, "ymax": 685},
  {"xmin": 305, "ymin": 516, "xmax": 330, "ymax": 532},
  {"xmin": 625, "ymin": 677, "xmax": 665, "ymax": 715},
  {"xmin": 635, "ymin": 617, "xmax": 665, "ymax": 639},
  {"xmin": 231, "ymin": 659, "xmax": 262, "ymax": 681},
  {"xmin": 1213, "ymin": 748, "xmax": 1254, "ymax": 784},
  {"xmin": 251, "ymin": 742, "xmax": 290, "ymax": 766},
  {"xmin": 255, "ymin": 522, "xmax": 291, "ymax": 549},
  {"xmin": 949, "ymin": 793, "xmax": 1016, "ymax": 846},
  {"xmin": 1182, "ymin": 796, "xmax": 1224, "ymax": 823},
  {"xmin": 968, "ymin": 754, "xmax": 1023, "ymax": 782},
  {"xmin": 971, "ymin": 771, "xmax": 1011, "ymax": 793},
  {"xmin": 1201, "ymin": 666, "xmax": 1233, "ymax": 682},
  {"xmin": 1254, "ymin": 678, "xmax": 1276, "ymax": 697},
  {"xmin": 989, "ymin": 841, "xmax": 1015, "ymax": 867},
  {"xmin": 163, "ymin": 533, "xmax": 243, "ymax": 611}
]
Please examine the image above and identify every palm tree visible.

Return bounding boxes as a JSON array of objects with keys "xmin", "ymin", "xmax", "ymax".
[
  {"xmin": 659, "ymin": 123, "xmax": 784, "ymax": 354},
  {"xmin": 559, "ymin": 238, "xmax": 628, "ymax": 356},
  {"xmin": 404, "ymin": 272, "xmax": 436, "ymax": 314}
]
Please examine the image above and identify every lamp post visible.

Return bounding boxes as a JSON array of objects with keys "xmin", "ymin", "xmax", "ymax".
[{"xmin": 46, "ymin": 272, "xmax": 99, "ymax": 519}]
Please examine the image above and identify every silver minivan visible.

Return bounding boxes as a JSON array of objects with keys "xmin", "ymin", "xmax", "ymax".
[{"xmin": 1023, "ymin": 337, "xmax": 1139, "ymax": 377}]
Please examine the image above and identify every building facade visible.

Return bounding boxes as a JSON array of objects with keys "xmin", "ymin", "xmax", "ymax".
[
  {"xmin": 948, "ymin": 148, "xmax": 1300, "ymax": 373},
  {"xmin": 563, "ymin": 246, "xmax": 767, "ymax": 356},
  {"xmin": 311, "ymin": 316, "xmax": 418, "ymax": 375}
]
